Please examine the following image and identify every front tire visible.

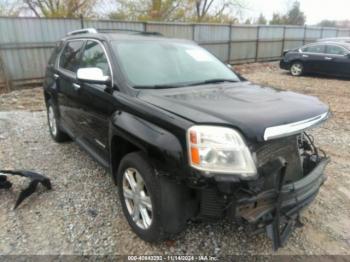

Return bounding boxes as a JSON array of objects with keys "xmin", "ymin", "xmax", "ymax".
[
  {"xmin": 46, "ymin": 101, "xmax": 70, "ymax": 142},
  {"xmin": 117, "ymin": 152, "xmax": 187, "ymax": 242},
  {"xmin": 290, "ymin": 62, "xmax": 304, "ymax": 76}
]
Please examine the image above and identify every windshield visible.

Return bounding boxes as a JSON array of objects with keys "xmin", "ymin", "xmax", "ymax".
[{"xmin": 111, "ymin": 41, "xmax": 240, "ymax": 88}]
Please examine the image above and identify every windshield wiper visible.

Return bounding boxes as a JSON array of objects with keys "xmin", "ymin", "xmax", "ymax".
[
  {"xmin": 133, "ymin": 84, "xmax": 184, "ymax": 89},
  {"xmin": 187, "ymin": 78, "xmax": 239, "ymax": 86},
  {"xmin": 133, "ymin": 79, "xmax": 238, "ymax": 89}
]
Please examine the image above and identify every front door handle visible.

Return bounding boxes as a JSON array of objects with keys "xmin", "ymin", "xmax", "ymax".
[
  {"xmin": 73, "ymin": 83, "xmax": 81, "ymax": 90},
  {"xmin": 302, "ymin": 54, "xmax": 309, "ymax": 58},
  {"xmin": 53, "ymin": 73, "xmax": 59, "ymax": 79},
  {"xmin": 324, "ymin": 57, "xmax": 333, "ymax": 60}
]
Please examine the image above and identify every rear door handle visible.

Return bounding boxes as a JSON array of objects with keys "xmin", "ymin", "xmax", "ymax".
[
  {"xmin": 324, "ymin": 57, "xmax": 333, "ymax": 60},
  {"xmin": 73, "ymin": 83, "xmax": 81, "ymax": 90},
  {"xmin": 302, "ymin": 54, "xmax": 309, "ymax": 58},
  {"xmin": 53, "ymin": 73, "xmax": 59, "ymax": 79}
]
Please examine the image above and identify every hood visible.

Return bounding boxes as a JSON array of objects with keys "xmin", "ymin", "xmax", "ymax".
[{"xmin": 138, "ymin": 81, "xmax": 329, "ymax": 141}]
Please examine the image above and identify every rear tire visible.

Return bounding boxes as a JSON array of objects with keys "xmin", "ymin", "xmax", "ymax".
[
  {"xmin": 117, "ymin": 151, "xmax": 187, "ymax": 242},
  {"xmin": 46, "ymin": 101, "xmax": 70, "ymax": 143},
  {"xmin": 290, "ymin": 62, "xmax": 304, "ymax": 76}
]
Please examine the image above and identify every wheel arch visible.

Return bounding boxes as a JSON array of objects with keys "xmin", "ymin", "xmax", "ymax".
[{"xmin": 109, "ymin": 111, "xmax": 186, "ymax": 184}]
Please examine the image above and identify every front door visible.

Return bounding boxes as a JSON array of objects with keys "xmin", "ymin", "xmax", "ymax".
[
  {"xmin": 74, "ymin": 40, "xmax": 116, "ymax": 162},
  {"xmin": 300, "ymin": 44, "xmax": 327, "ymax": 73}
]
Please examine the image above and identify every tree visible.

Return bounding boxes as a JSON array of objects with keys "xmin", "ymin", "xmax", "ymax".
[
  {"xmin": 317, "ymin": 20, "xmax": 350, "ymax": 28},
  {"xmin": 191, "ymin": 0, "xmax": 245, "ymax": 23},
  {"xmin": 244, "ymin": 18, "xmax": 251, "ymax": 24},
  {"xmin": 0, "ymin": 0, "xmax": 21, "ymax": 16},
  {"xmin": 109, "ymin": 0, "xmax": 187, "ymax": 21},
  {"xmin": 269, "ymin": 13, "xmax": 285, "ymax": 25},
  {"xmin": 318, "ymin": 20, "xmax": 337, "ymax": 27},
  {"xmin": 284, "ymin": 1, "xmax": 305, "ymax": 25},
  {"xmin": 269, "ymin": 1, "xmax": 305, "ymax": 25},
  {"xmin": 23, "ymin": 0, "xmax": 97, "ymax": 18},
  {"xmin": 256, "ymin": 13, "xmax": 267, "ymax": 25},
  {"xmin": 109, "ymin": 0, "xmax": 244, "ymax": 23}
]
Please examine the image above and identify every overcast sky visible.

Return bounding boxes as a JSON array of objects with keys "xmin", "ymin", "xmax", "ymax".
[{"xmin": 244, "ymin": 0, "xmax": 349, "ymax": 24}]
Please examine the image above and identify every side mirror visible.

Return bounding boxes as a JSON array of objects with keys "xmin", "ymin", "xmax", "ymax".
[{"xmin": 77, "ymin": 67, "xmax": 110, "ymax": 84}]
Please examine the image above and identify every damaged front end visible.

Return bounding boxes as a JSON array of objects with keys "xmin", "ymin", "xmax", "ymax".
[{"xmin": 194, "ymin": 132, "xmax": 329, "ymax": 250}]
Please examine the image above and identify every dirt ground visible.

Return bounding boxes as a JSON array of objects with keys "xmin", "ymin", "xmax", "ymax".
[{"xmin": 0, "ymin": 62, "xmax": 349, "ymax": 256}]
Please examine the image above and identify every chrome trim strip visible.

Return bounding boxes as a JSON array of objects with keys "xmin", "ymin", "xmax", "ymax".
[
  {"xmin": 264, "ymin": 112, "xmax": 329, "ymax": 141},
  {"xmin": 95, "ymin": 139, "xmax": 106, "ymax": 149}
]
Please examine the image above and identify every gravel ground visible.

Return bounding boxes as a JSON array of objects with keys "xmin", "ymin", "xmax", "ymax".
[{"xmin": 0, "ymin": 63, "xmax": 349, "ymax": 256}]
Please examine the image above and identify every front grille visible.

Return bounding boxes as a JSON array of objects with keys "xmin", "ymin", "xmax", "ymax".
[{"xmin": 254, "ymin": 135, "xmax": 303, "ymax": 189}]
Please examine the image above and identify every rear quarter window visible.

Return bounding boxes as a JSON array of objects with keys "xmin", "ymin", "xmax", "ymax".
[
  {"xmin": 48, "ymin": 41, "xmax": 64, "ymax": 66},
  {"xmin": 326, "ymin": 45, "xmax": 348, "ymax": 55}
]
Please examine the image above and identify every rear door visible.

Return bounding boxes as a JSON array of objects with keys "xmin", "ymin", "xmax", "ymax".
[
  {"xmin": 56, "ymin": 40, "xmax": 85, "ymax": 136},
  {"xmin": 324, "ymin": 44, "xmax": 350, "ymax": 76},
  {"xmin": 300, "ymin": 44, "xmax": 327, "ymax": 73}
]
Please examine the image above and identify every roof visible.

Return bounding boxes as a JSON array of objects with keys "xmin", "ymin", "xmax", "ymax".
[
  {"xmin": 304, "ymin": 41, "xmax": 350, "ymax": 50},
  {"xmin": 317, "ymin": 37, "xmax": 350, "ymax": 43},
  {"xmin": 62, "ymin": 28, "xmax": 194, "ymax": 44}
]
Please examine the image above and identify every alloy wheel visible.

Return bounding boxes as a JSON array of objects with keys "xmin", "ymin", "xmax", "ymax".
[
  {"xmin": 48, "ymin": 106, "xmax": 57, "ymax": 136},
  {"xmin": 122, "ymin": 167, "xmax": 153, "ymax": 230},
  {"xmin": 291, "ymin": 63, "xmax": 303, "ymax": 76}
]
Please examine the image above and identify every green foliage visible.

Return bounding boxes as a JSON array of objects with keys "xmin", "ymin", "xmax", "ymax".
[
  {"xmin": 285, "ymin": 1, "xmax": 305, "ymax": 25},
  {"xmin": 109, "ymin": 0, "xmax": 244, "ymax": 23},
  {"xmin": 109, "ymin": 0, "xmax": 187, "ymax": 21},
  {"xmin": 269, "ymin": 1, "xmax": 306, "ymax": 26},
  {"xmin": 256, "ymin": 13, "xmax": 267, "ymax": 25},
  {"xmin": 0, "ymin": 0, "xmax": 21, "ymax": 16},
  {"xmin": 269, "ymin": 13, "xmax": 285, "ymax": 25},
  {"xmin": 23, "ymin": 0, "xmax": 97, "ymax": 18},
  {"xmin": 244, "ymin": 18, "xmax": 251, "ymax": 24},
  {"xmin": 317, "ymin": 19, "xmax": 350, "ymax": 28},
  {"xmin": 318, "ymin": 20, "xmax": 337, "ymax": 27}
]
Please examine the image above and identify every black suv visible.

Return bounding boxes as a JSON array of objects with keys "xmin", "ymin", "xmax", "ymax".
[{"xmin": 44, "ymin": 28, "xmax": 330, "ymax": 249}]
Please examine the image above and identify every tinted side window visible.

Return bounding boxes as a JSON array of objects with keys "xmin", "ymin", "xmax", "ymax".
[
  {"xmin": 80, "ymin": 41, "xmax": 110, "ymax": 76},
  {"xmin": 302, "ymin": 45, "xmax": 326, "ymax": 54},
  {"xmin": 326, "ymin": 45, "xmax": 347, "ymax": 55},
  {"xmin": 59, "ymin": 41, "xmax": 84, "ymax": 72},
  {"xmin": 48, "ymin": 41, "xmax": 64, "ymax": 66}
]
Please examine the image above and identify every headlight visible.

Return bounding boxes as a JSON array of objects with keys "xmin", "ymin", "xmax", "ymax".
[{"xmin": 187, "ymin": 126, "xmax": 256, "ymax": 178}]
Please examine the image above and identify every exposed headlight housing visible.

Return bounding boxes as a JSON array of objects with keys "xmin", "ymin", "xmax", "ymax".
[{"xmin": 187, "ymin": 126, "xmax": 256, "ymax": 178}]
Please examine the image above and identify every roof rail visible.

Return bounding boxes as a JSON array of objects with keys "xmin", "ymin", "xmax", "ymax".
[
  {"xmin": 67, "ymin": 28, "xmax": 98, "ymax": 36},
  {"xmin": 97, "ymin": 28, "xmax": 163, "ymax": 36}
]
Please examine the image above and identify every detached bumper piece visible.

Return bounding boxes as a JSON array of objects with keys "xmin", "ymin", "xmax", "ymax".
[
  {"xmin": 0, "ymin": 170, "xmax": 52, "ymax": 209},
  {"xmin": 237, "ymin": 156, "xmax": 330, "ymax": 250}
]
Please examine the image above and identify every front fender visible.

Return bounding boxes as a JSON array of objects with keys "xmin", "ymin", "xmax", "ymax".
[{"xmin": 109, "ymin": 111, "xmax": 188, "ymax": 179}]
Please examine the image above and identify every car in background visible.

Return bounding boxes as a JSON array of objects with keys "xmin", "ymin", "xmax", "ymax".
[
  {"xmin": 317, "ymin": 37, "xmax": 350, "ymax": 43},
  {"xmin": 280, "ymin": 41, "xmax": 350, "ymax": 77}
]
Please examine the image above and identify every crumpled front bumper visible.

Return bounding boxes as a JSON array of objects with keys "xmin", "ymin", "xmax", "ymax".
[
  {"xmin": 238, "ymin": 157, "xmax": 329, "ymax": 223},
  {"xmin": 236, "ymin": 156, "xmax": 330, "ymax": 249}
]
